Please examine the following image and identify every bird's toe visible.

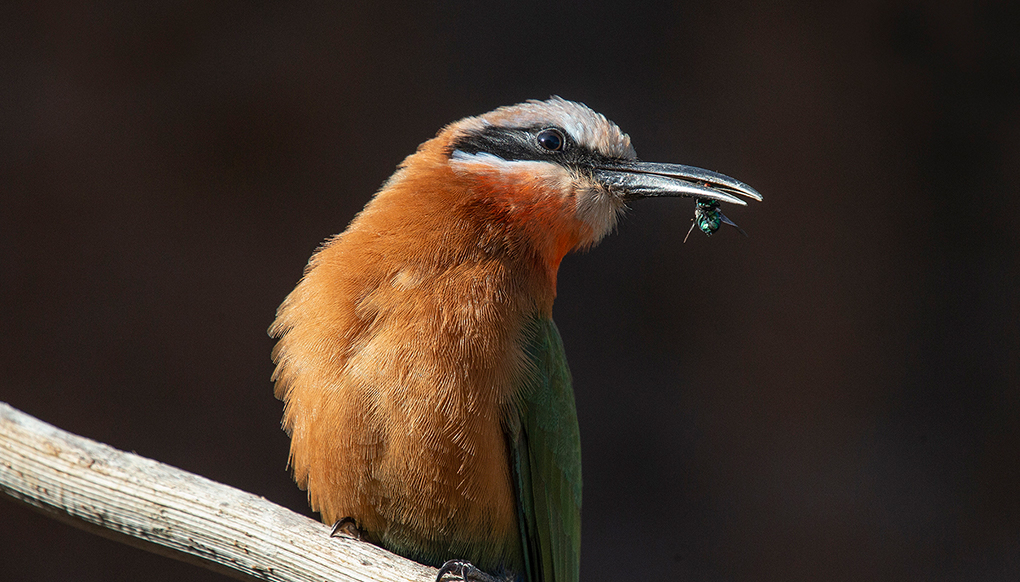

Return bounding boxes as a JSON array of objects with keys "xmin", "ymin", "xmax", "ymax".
[
  {"xmin": 435, "ymin": 559, "xmax": 505, "ymax": 582},
  {"xmin": 329, "ymin": 517, "xmax": 364, "ymax": 540}
]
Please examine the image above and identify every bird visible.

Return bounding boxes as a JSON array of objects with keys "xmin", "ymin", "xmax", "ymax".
[{"xmin": 269, "ymin": 97, "xmax": 761, "ymax": 582}]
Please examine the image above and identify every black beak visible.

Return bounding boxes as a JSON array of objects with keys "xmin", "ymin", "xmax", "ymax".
[{"xmin": 593, "ymin": 160, "xmax": 763, "ymax": 206}]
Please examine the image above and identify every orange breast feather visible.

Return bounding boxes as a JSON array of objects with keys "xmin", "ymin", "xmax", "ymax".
[{"xmin": 270, "ymin": 141, "xmax": 555, "ymax": 569}]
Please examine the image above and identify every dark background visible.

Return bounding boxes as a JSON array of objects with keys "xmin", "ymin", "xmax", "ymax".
[{"xmin": 2, "ymin": 1, "xmax": 1018, "ymax": 581}]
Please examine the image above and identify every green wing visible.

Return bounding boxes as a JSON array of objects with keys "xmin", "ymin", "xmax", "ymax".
[{"xmin": 510, "ymin": 317, "xmax": 582, "ymax": 582}]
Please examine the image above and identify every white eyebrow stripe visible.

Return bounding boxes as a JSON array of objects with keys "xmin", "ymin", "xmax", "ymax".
[
  {"xmin": 450, "ymin": 150, "xmax": 539, "ymax": 167},
  {"xmin": 451, "ymin": 150, "xmax": 504, "ymax": 163}
]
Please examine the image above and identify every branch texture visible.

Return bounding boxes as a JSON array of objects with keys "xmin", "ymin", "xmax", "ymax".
[{"xmin": 0, "ymin": 401, "xmax": 436, "ymax": 582}]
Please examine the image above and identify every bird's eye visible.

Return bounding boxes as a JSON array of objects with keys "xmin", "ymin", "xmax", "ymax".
[{"xmin": 536, "ymin": 129, "xmax": 564, "ymax": 152}]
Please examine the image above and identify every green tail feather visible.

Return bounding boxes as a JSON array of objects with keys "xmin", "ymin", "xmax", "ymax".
[{"xmin": 509, "ymin": 317, "xmax": 582, "ymax": 582}]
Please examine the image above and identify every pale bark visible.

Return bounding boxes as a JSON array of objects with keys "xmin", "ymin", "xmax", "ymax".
[{"xmin": 0, "ymin": 402, "xmax": 437, "ymax": 582}]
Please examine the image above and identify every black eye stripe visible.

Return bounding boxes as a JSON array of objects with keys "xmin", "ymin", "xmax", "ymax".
[
  {"xmin": 451, "ymin": 126, "xmax": 571, "ymax": 162},
  {"xmin": 450, "ymin": 125, "xmax": 622, "ymax": 168},
  {"xmin": 453, "ymin": 126, "xmax": 559, "ymax": 156}
]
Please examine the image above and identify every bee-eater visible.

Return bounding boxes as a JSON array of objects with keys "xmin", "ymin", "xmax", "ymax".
[{"xmin": 270, "ymin": 97, "xmax": 761, "ymax": 582}]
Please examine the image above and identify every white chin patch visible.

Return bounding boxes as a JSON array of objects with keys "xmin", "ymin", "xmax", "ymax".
[{"xmin": 574, "ymin": 184, "xmax": 624, "ymax": 245}]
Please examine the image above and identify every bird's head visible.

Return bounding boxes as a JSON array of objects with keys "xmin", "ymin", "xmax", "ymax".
[{"xmin": 363, "ymin": 97, "xmax": 761, "ymax": 291}]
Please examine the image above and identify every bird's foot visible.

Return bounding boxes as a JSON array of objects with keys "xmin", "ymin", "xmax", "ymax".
[
  {"xmin": 436, "ymin": 559, "xmax": 505, "ymax": 582},
  {"xmin": 329, "ymin": 517, "xmax": 364, "ymax": 540}
]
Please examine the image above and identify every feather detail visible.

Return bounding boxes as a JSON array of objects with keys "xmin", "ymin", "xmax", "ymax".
[
  {"xmin": 270, "ymin": 135, "xmax": 560, "ymax": 573},
  {"xmin": 510, "ymin": 317, "xmax": 582, "ymax": 582}
]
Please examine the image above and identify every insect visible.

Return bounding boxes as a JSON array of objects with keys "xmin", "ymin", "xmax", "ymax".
[{"xmin": 684, "ymin": 198, "xmax": 748, "ymax": 242}]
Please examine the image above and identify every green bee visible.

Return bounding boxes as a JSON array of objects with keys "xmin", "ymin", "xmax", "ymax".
[{"xmin": 684, "ymin": 198, "xmax": 748, "ymax": 242}]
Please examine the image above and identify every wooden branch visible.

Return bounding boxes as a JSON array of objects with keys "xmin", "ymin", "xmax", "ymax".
[{"xmin": 0, "ymin": 401, "xmax": 437, "ymax": 582}]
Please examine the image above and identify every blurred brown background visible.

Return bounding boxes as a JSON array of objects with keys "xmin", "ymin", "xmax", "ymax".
[{"xmin": 2, "ymin": 1, "xmax": 1018, "ymax": 581}]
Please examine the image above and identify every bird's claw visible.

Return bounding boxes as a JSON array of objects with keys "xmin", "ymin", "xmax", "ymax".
[
  {"xmin": 330, "ymin": 517, "xmax": 363, "ymax": 540},
  {"xmin": 436, "ymin": 559, "xmax": 504, "ymax": 582}
]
